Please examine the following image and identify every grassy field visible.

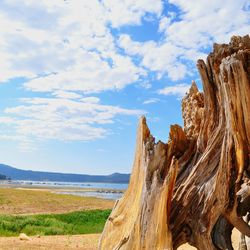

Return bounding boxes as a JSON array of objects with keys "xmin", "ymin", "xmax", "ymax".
[
  {"xmin": 0, "ymin": 209, "xmax": 111, "ymax": 236},
  {"xmin": 0, "ymin": 188, "xmax": 114, "ymax": 214}
]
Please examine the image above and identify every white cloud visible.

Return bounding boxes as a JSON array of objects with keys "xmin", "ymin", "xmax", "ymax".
[
  {"xmin": 143, "ymin": 98, "xmax": 161, "ymax": 105},
  {"xmin": 23, "ymin": 51, "xmax": 145, "ymax": 93},
  {"xmin": 119, "ymin": 34, "xmax": 189, "ymax": 81},
  {"xmin": 0, "ymin": 1, "xmax": 248, "ymax": 85},
  {"xmin": 0, "ymin": 0, "xmax": 151, "ymax": 89},
  {"xmin": 1, "ymin": 1, "xmax": 247, "ymax": 86},
  {"xmin": 166, "ymin": 0, "xmax": 250, "ymax": 48},
  {"xmin": 80, "ymin": 97, "xmax": 100, "ymax": 104},
  {"xmin": 0, "ymin": 96, "xmax": 144, "ymax": 150},
  {"xmin": 52, "ymin": 90, "xmax": 82, "ymax": 99},
  {"xmin": 0, "ymin": 0, "xmax": 162, "ymax": 149},
  {"xmin": 119, "ymin": 1, "xmax": 250, "ymax": 81},
  {"xmin": 158, "ymin": 84, "xmax": 190, "ymax": 98},
  {"xmin": 0, "ymin": 0, "xmax": 249, "ymax": 150},
  {"xmin": 103, "ymin": 0, "xmax": 163, "ymax": 27},
  {"xmin": 158, "ymin": 16, "xmax": 171, "ymax": 32},
  {"xmin": 139, "ymin": 82, "xmax": 152, "ymax": 89}
]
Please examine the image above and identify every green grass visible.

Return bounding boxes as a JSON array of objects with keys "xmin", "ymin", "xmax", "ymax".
[{"xmin": 0, "ymin": 209, "xmax": 111, "ymax": 236}]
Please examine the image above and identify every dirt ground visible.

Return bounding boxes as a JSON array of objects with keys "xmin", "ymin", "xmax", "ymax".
[
  {"xmin": 0, "ymin": 234, "xmax": 100, "ymax": 250},
  {"xmin": 0, "ymin": 229, "xmax": 240, "ymax": 250},
  {"xmin": 0, "ymin": 188, "xmax": 115, "ymax": 215}
]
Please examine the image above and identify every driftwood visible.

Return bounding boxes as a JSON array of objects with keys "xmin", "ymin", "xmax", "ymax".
[{"xmin": 99, "ymin": 35, "xmax": 250, "ymax": 250}]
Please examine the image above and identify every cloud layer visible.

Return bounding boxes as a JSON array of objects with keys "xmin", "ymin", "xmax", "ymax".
[
  {"xmin": 120, "ymin": 0, "xmax": 250, "ymax": 81},
  {"xmin": 0, "ymin": 0, "xmax": 249, "ymax": 150},
  {"xmin": 158, "ymin": 84, "xmax": 190, "ymax": 97},
  {"xmin": 0, "ymin": 96, "xmax": 143, "ymax": 151}
]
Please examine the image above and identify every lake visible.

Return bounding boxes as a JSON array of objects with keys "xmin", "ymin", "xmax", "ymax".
[
  {"xmin": 0, "ymin": 180, "xmax": 128, "ymax": 200},
  {"xmin": 55, "ymin": 190, "xmax": 124, "ymax": 200}
]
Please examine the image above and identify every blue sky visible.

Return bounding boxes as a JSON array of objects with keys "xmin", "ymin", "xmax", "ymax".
[{"xmin": 0, "ymin": 0, "xmax": 249, "ymax": 175}]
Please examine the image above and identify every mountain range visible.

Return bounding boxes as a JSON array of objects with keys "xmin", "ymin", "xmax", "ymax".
[{"xmin": 0, "ymin": 164, "xmax": 130, "ymax": 183}]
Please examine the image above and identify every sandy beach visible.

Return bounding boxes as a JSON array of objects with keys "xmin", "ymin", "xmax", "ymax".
[
  {"xmin": 0, "ymin": 230, "xmax": 240, "ymax": 250},
  {"xmin": 0, "ymin": 234, "xmax": 100, "ymax": 250}
]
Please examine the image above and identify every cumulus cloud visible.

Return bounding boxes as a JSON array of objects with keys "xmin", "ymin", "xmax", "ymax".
[
  {"xmin": 119, "ymin": 0, "xmax": 250, "ymax": 81},
  {"xmin": 0, "ymin": 1, "xmax": 249, "ymax": 85},
  {"xmin": 143, "ymin": 98, "xmax": 161, "ymax": 105},
  {"xmin": 52, "ymin": 90, "xmax": 82, "ymax": 99},
  {"xmin": 167, "ymin": 0, "xmax": 250, "ymax": 47},
  {"xmin": 23, "ymin": 52, "xmax": 145, "ymax": 93},
  {"xmin": 0, "ymin": 0, "xmax": 249, "ymax": 150},
  {"xmin": 103, "ymin": 0, "xmax": 163, "ymax": 27},
  {"xmin": 0, "ymin": 96, "xmax": 144, "ymax": 151},
  {"xmin": 0, "ymin": 0, "xmax": 157, "ymax": 87},
  {"xmin": 119, "ymin": 34, "xmax": 193, "ymax": 81},
  {"xmin": 0, "ymin": 0, "xmax": 159, "ymax": 149},
  {"xmin": 158, "ymin": 84, "xmax": 190, "ymax": 98},
  {"xmin": 1, "ymin": 1, "xmax": 248, "ymax": 86},
  {"xmin": 139, "ymin": 82, "xmax": 152, "ymax": 89}
]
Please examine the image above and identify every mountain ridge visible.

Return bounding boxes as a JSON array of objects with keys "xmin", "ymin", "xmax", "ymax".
[{"xmin": 0, "ymin": 164, "xmax": 130, "ymax": 183}]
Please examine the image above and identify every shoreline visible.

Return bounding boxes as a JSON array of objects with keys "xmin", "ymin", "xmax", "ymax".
[
  {"xmin": 16, "ymin": 187, "xmax": 125, "ymax": 193},
  {"xmin": 0, "ymin": 180, "xmax": 127, "ymax": 192},
  {"xmin": 2, "ymin": 186, "xmax": 125, "ymax": 201}
]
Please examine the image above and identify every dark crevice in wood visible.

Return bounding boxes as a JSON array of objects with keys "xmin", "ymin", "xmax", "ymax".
[{"xmin": 212, "ymin": 216, "xmax": 233, "ymax": 250}]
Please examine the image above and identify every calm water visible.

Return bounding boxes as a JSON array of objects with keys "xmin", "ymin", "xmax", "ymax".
[
  {"xmin": 4, "ymin": 180, "xmax": 128, "ymax": 190},
  {"xmin": 1, "ymin": 180, "xmax": 128, "ymax": 200},
  {"xmin": 55, "ymin": 190, "xmax": 124, "ymax": 200}
]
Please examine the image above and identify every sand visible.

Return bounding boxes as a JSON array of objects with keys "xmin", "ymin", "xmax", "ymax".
[
  {"xmin": 0, "ymin": 229, "xmax": 240, "ymax": 250},
  {"xmin": 0, "ymin": 234, "xmax": 99, "ymax": 250}
]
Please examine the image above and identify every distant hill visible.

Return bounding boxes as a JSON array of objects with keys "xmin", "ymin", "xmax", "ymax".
[
  {"xmin": 0, "ymin": 174, "xmax": 8, "ymax": 180},
  {"xmin": 0, "ymin": 164, "xmax": 130, "ymax": 183}
]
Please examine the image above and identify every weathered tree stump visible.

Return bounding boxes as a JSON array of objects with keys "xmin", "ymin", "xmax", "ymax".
[{"xmin": 99, "ymin": 35, "xmax": 250, "ymax": 250}]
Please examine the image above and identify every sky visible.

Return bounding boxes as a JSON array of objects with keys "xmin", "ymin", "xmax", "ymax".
[{"xmin": 0, "ymin": 0, "xmax": 249, "ymax": 175}]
